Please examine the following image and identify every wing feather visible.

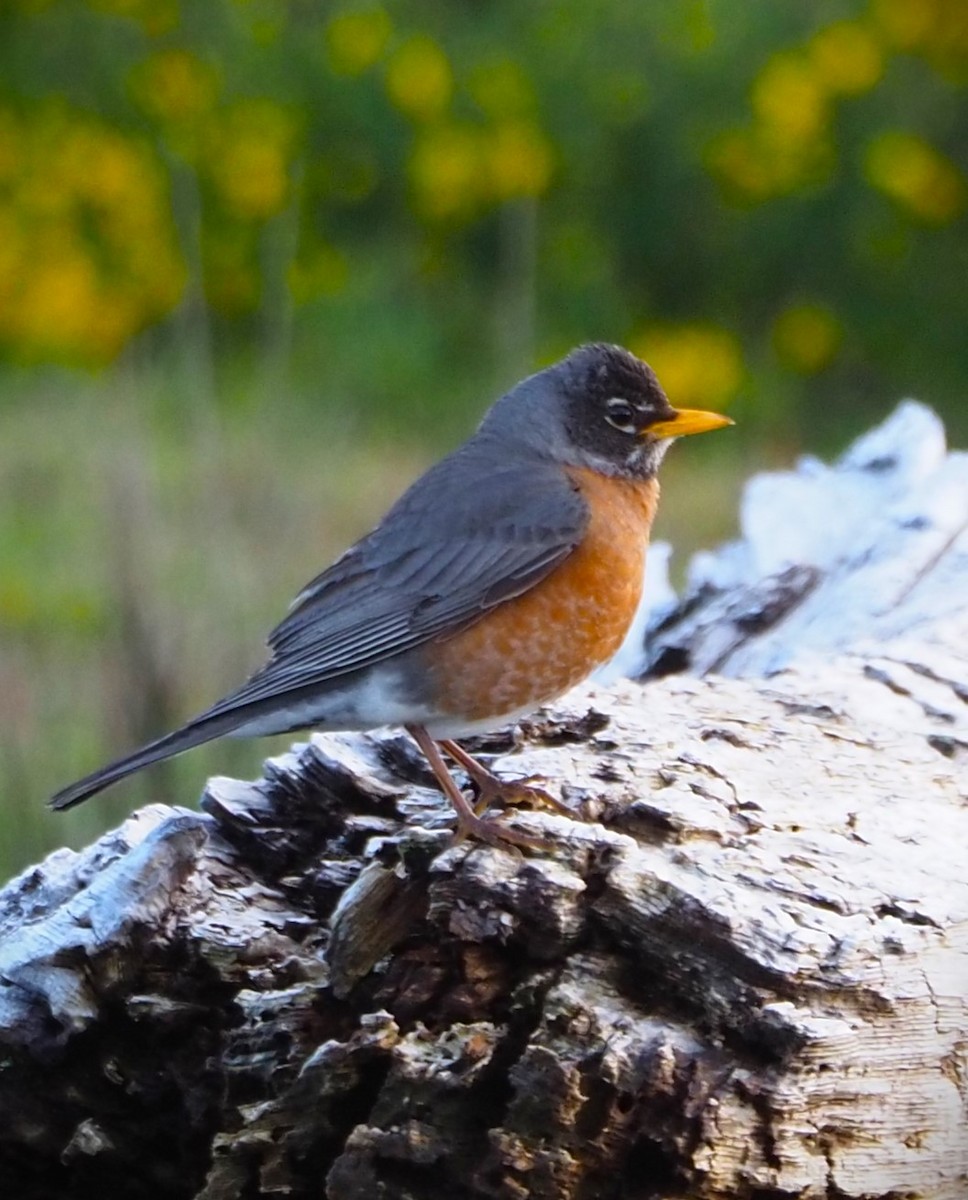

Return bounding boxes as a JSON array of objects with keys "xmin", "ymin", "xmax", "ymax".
[{"xmin": 199, "ymin": 444, "xmax": 587, "ymax": 721}]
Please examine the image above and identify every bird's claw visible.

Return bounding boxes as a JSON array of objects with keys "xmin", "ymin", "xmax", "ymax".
[
  {"xmin": 450, "ymin": 810, "xmax": 556, "ymax": 854},
  {"xmin": 470, "ymin": 773, "xmax": 581, "ymax": 821}
]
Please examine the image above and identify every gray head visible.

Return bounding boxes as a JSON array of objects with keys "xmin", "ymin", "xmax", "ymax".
[{"xmin": 478, "ymin": 343, "xmax": 732, "ymax": 479}]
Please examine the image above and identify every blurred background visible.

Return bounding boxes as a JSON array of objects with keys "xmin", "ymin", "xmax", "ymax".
[{"xmin": 1, "ymin": 0, "xmax": 966, "ymax": 878}]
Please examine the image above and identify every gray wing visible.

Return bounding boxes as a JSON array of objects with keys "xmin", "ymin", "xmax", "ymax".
[{"xmin": 201, "ymin": 443, "xmax": 587, "ymax": 719}]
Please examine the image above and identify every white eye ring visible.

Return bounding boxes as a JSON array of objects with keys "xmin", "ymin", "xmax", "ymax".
[{"xmin": 605, "ymin": 396, "xmax": 638, "ymax": 434}]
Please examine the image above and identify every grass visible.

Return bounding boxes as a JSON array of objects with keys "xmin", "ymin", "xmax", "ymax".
[{"xmin": 0, "ymin": 359, "xmax": 747, "ymax": 881}]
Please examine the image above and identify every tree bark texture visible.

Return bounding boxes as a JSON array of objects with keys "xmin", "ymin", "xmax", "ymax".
[{"xmin": 1, "ymin": 402, "xmax": 965, "ymax": 1199}]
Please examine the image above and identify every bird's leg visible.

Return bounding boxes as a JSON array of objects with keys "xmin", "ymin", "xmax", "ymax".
[
  {"xmin": 437, "ymin": 738, "xmax": 579, "ymax": 819},
  {"xmin": 405, "ymin": 725, "xmax": 553, "ymax": 851}
]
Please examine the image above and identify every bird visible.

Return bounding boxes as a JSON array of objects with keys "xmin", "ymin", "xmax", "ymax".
[{"xmin": 49, "ymin": 343, "xmax": 732, "ymax": 847}]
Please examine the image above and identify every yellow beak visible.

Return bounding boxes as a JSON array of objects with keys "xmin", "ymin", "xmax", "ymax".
[{"xmin": 644, "ymin": 408, "xmax": 734, "ymax": 439}]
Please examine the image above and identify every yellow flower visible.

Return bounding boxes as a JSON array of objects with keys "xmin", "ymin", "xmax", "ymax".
[
  {"xmin": 86, "ymin": 293, "xmax": 143, "ymax": 360},
  {"xmin": 217, "ymin": 138, "xmax": 289, "ymax": 219},
  {"xmin": 773, "ymin": 304, "xmax": 842, "ymax": 373},
  {"xmin": 0, "ymin": 105, "xmax": 184, "ymax": 364},
  {"xmin": 712, "ymin": 48, "xmax": 838, "ymax": 203},
  {"xmin": 486, "ymin": 120, "xmax": 553, "ymax": 200},
  {"xmin": 59, "ymin": 125, "xmax": 140, "ymax": 207},
  {"xmin": 866, "ymin": 131, "xmax": 966, "ymax": 224},
  {"xmin": 706, "ymin": 127, "xmax": 832, "ymax": 202},
  {"xmin": 706, "ymin": 130, "xmax": 777, "ymax": 201},
  {"xmin": 16, "ymin": 239, "xmax": 100, "ymax": 351},
  {"xmin": 872, "ymin": 0, "xmax": 937, "ymax": 51},
  {"xmin": 629, "ymin": 325, "xmax": 743, "ymax": 410},
  {"xmin": 386, "ymin": 35, "xmax": 453, "ymax": 122},
  {"xmin": 872, "ymin": 0, "xmax": 968, "ymax": 74},
  {"xmin": 752, "ymin": 52, "xmax": 829, "ymax": 142},
  {"xmin": 325, "ymin": 7, "xmax": 392, "ymax": 76},
  {"xmin": 409, "ymin": 123, "xmax": 483, "ymax": 220},
  {"xmin": 809, "ymin": 21, "xmax": 884, "ymax": 94},
  {"xmin": 206, "ymin": 101, "xmax": 297, "ymax": 220}
]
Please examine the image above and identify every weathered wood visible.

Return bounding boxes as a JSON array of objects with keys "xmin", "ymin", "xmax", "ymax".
[
  {"xmin": 641, "ymin": 400, "xmax": 968, "ymax": 684},
  {"xmin": 1, "ymin": 403, "xmax": 966, "ymax": 1199}
]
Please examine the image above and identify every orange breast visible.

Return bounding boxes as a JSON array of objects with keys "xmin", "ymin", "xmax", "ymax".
[{"xmin": 422, "ymin": 468, "xmax": 659, "ymax": 723}]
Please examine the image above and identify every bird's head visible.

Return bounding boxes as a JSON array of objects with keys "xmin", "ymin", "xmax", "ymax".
[{"xmin": 480, "ymin": 342, "xmax": 733, "ymax": 478}]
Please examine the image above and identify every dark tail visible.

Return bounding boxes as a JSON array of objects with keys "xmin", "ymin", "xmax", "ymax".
[{"xmin": 48, "ymin": 712, "xmax": 244, "ymax": 811}]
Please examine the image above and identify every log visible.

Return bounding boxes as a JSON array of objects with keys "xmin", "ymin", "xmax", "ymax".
[{"xmin": 1, "ymin": 402, "xmax": 965, "ymax": 1200}]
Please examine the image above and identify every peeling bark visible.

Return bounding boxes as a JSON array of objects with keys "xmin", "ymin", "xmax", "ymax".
[{"xmin": 1, "ymin": 403, "xmax": 966, "ymax": 1199}]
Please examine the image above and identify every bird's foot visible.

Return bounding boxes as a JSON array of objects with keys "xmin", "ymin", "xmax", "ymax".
[
  {"xmin": 450, "ymin": 809, "xmax": 556, "ymax": 853},
  {"xmin": 437, "ymin": 738, "xmax": 580, "ymax": 820},
  {"xmin": 405, "ymin": 726, "xmax": 568, "ymax": 855},
  {"xmin": 470, "ymin": 773, "xmax": 577, "ymax": 819}
]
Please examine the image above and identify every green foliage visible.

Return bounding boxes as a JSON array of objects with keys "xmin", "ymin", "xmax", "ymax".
[
  {"xmin": 1, "ymin": 1, "xmax": 967, "ymax": 875},
  {"xmin": 0, "ymin": 0, "xmax": 964, "ymax": 431}
]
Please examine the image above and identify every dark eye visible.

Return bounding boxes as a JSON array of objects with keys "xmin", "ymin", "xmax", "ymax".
[{"xmin": 605, "ymin": 397, "xmax": 638, "ymax": 433}]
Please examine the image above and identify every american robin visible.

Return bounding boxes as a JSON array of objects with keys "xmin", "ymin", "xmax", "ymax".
[{"xmin": 50, "ymin": 344, "xmax": 732, "ymax": 847}]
